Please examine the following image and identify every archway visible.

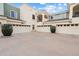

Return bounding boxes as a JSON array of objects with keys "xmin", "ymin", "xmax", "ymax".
[
  {"xmin": 73, "ymin": 4, "xmax": 79, "ymax": 17},
  {"xmin": 32, "ymin": 25, "xmax": 35, "ymax": 30},
  {"xmin": 37, "ymin": 14, "xmax": 42, "ymax": 22}
]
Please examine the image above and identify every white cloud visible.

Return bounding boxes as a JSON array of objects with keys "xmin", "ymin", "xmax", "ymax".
[
  {"xmin": 44, "ymin": 5, "xmax": 56, "ymax": 10},
  {"xmin": 40, "ymin": 3, "xmax": 46, "ymax": 5},
  {"xmin": 33, "ymin": 6, "xmax": 36, "ymax": 9},
  {"xmin": 58, "ymin": 3, "xmax": 62, "ymax": 6},
  {"xmin": 64, "ymin": 3, "xmax": 67, "ymax": 6},
  {"xmin": 38, "ymin": 8, "xmax": 42, "ymax": 10},
  {"xmin": 43, "ymin": 5, "xmax": 57, "ymax": 14},
  {"xmin": 38, "ymin": 4, "xmax": 66, "ymax": 14},
  {"xmin": 52, "ymin": 10, "xmax": 56, "ymax": 13},
  {"xmin": 58, "ymin": 7, "xmax": 63, "ymax": 10}
]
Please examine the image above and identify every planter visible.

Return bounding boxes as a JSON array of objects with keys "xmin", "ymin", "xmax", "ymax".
[
  {"xmin": 1, "ymin": 24, "xmax": 13, "ymax": 36},
  {"xmin": 50, "ymin": 25, "xmax": 56, "ymax": 33}
]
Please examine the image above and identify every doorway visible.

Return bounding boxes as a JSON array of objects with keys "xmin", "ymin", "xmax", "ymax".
[
  {"xmin": 32, "ymin": 25, "xmax": 35, "ymax": 31},
  {"xmin": 37, "ymin": 14, "xmax": 42, "ymax": 22}
]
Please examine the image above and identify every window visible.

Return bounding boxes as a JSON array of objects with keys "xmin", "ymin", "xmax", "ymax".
[
  {"xmin": 10, "ymin": 10, "xmax": 17, "ymax": 19},
  {"xmin": 64, "ymin": 24, "xmax": 66, "ymax": 26},
  {"xmin": 51, "ymin": 16, "xmax": 53, "ymax": 19},
  {"xmin": 60, "ymin": 25, "xmax": 62, "ymax": 27},
  {"xmin": 71, "ymin": 24, "xmax": 74, "ymax": 26},
  {"xmin": 57, "ymin": 25, "xmax": 60, "ymax": 27},
  {"xmin": 44, "ymin": 15, "xmax": 48, "ymax": 19},
  {"xmin": 37, "ymin": 15, "xmax": 42, "ymax": 22},
  {"xmin": 32, "ymin": 14, "xmax": 35, "ymax": 19},
  {"xmin": 75, "ymin": 24, "xmax": 78, "ymax": 26},
  {"xmin": 67, "ymin": 24, "xmax": 70, "ymax": 26}
]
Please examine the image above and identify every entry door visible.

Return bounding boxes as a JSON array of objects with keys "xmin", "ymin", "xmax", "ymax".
[{"xmin": 32, "ymin": 25, "xmax": 35, "ymax": 30}]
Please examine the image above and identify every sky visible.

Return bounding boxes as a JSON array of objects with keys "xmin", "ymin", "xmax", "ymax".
[{"xmin": 12, "ymin": 3, "xmax": 68, "ymax": 14}]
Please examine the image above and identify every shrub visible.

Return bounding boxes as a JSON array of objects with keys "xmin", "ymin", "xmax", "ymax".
[
  {"xmin": 1, "ymin": 24, "xmax": 13, "ymax": 36},
  {"xmin": 50, "ymin": 25, "xmax": 56, "ymax": 33}
]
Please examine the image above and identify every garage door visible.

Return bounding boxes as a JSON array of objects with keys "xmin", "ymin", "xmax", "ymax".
[{"xmin": 56, "ymin": 24, "xmax": 79, "ymax": 34}]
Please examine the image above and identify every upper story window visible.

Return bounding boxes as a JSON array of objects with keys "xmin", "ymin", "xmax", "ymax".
[
  {"xmin": 49, "ymin": 16, "xmax": 53, "ymax": 20},
  {"xmin": 44, "ymin": 15, "xmax": 48, "ymax": 19},
  {"xmin": 37, "ymin": 14, "xmax": 42, "ymax": 22},
  {"xmin": 10, "ymin": 10, "xmax": 17, "ymax": 19},
  {"xmin": 32, "ymin": 14, "xmax": 35, "ymax": 20},
  {"xmin": 51, "ymin": 16, "xmax": 53, "ymax": 19}
]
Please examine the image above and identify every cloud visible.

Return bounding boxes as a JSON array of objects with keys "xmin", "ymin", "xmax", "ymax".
[
  {"xmin": 58, "ymin": 7, "xmax": 63, "ymax": 10},
  {"xmin": 33, "ymin": 6, "xmax": 36, "ymax": 9},
  {"xmin": 38, "ymin": 8, "xmax": 42, "ymax": 10},
  {"xmin": 58, "ymin": 3, "xmax": 62, "ymax": 6},
  {"xmin": 63, "ymin": 3, "xmax": 67, "ymax": 6},
  {"xmin": 38, "ymin": 5, "xmax": 57, "ymax": 14},
  {"xmin": 38, "ymin": 4, "xmax": 67, "ymax": 14},
  {"xmin": 43, "ymin": 5, "xmax": 57, "ymax": 14},
  {"xmin": 58, "ymin": 3, "xmax": 67, "ymax": 6},
  {"xmin": 40, "ymin": 3, "xmax": 46, "ymax": 5}
]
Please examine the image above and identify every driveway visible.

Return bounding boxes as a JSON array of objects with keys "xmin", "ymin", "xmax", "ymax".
[{"xmin": 0, "ymin": 32, "xmax": 79, "ymax": 56}]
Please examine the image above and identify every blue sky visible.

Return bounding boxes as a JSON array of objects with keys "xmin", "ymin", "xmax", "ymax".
[{"xmin": 12, "ymin": 3, "xmax": 68, "ymax": 14}]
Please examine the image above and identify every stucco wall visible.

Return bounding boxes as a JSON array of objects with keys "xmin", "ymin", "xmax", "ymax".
[{"xmin": 20, "ymin": 4, "xmax": 37, "ymax": 25}]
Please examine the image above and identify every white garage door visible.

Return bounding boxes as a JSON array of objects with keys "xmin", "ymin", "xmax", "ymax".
[{"xmin": 56, "ymin": 24, "xmax": 79, "ymax": 34}]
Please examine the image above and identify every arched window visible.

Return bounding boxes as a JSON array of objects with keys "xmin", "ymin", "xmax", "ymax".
[
  {"xmin": 44, "ymin": 15, "xmax": 48, "ymax": 19},
  {"xmin": 32, "ymin": 14, "xmax": 35, "ymax": 19},
  {"xmin": 37, "ymin": 14, "xmax": 42, "ymax": 22}
]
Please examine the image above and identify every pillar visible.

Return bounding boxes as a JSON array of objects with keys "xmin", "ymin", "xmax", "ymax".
[{"xmin": 69, "ymin": 5, "xmax": 73, "ymax": 19}]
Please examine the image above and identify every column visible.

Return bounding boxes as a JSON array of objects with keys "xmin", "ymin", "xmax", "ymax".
[
  {"xmin": 42, "ymin": 14, "xmax": 45, "ymax": 22},
  {"xmin": 69, "ymin": 5, "xmax": 73, "ymax": 19}
]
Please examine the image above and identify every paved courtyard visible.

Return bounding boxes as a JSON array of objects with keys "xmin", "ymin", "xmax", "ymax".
[{"xmin": 0, "ymin": 32, "xmax": 79, "ymax": 56}]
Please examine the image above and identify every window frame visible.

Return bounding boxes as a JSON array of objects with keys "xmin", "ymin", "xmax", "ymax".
[
  {"xmin": 10, "ymin": 10, "xmax": 17, "ymax": 19},
  {"xmin": 32, "ymin": 14, "xmax": 35, "ymax": 20}
]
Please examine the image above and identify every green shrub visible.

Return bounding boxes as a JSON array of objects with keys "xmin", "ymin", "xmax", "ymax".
[
  {"xmin": 50, "ymin": 25, "xmax": 56, "ymax": 33},
  {"xmin": 1, "ymin": 24, "xmax": 13, "ymax": 36}
]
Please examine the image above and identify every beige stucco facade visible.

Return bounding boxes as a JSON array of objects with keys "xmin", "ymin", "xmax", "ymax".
[
  {"xmin": 0, "ymin": 16, "xmax": 23, "ymax": 24},
  {"xmin": 1, "ymin": 3, "xmax": 79, "ymax": 34}
]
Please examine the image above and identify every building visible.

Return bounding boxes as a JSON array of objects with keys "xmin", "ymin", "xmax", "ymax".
[
  {"xmin": 1, "ymin": 3, "xmax": 79, "ymax": 35},
  {"xmin": 44, "ymin": 3, "xmax": 79, "ymax": 34},
  {"xmin": 0, "ymin": 3, "xmax": 24, "ymax": 24},
  {"xmin": 0, "ymin": 3, "xmax": 31, "ymax": 34},
  {"xmin": 20, "ymin": 4, "xmax": 50, "ymax": 31}
]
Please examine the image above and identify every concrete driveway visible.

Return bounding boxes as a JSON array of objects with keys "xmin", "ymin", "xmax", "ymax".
[{"xmin": 0, "ymin": 32, "xmax": 79, "ymax": 56}]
